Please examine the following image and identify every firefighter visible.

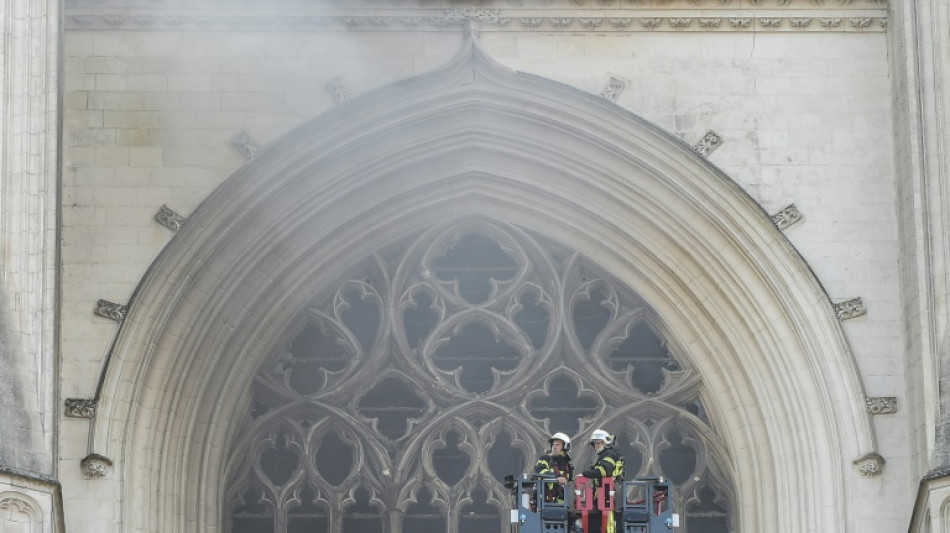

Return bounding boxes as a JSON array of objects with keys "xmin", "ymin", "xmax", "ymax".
[
  {"xmin": 533, "ymin": 431, "xmax": 574, "ymax": 503},
  {"xmin": 579, "ymin": 429, "xmax": 624, "ymax": 533}
]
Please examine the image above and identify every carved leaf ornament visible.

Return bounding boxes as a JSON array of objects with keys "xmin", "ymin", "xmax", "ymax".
[{"xmin": 225, "ymin": 218, "xmax": 735, "ymax": 532}]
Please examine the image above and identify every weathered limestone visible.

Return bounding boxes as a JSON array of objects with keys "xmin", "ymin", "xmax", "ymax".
[{"xmin": 0, "ymin": 0, "xmax": 59, "ymax": 474}]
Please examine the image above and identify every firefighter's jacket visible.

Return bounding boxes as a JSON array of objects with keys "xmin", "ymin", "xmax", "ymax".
[
  {"xmin": 534, "ymin": 451, "xmax": 574, "ymax": 502},
  {"xmin": 582, "ymin": 447, "xmax": 624, "ymax": 489},
  {"xmin": 582, "ymin": 448, "xmax": 624, "ymax": 533}
]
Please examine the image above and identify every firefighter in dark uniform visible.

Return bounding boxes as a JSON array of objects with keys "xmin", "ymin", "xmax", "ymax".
[
  {"xmin": 579, "ymin": 429, "xmax": 624, "ymax": 533},
  {"xmin": 533, "ymin": 431, "xmax": 574, "ymax": 503}
]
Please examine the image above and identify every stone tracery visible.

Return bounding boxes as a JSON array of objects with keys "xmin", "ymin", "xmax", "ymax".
[{"xmin": 224, "ymin": 218, "xmax": 735, "ymax": 532}]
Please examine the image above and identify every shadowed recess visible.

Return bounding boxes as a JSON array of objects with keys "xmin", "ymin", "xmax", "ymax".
[
  {"xmin": 357, "ymin": 376, "xmax": 427, "ymax": 440},
  {"xmin": 432, "ymin": 233, "xmax": 518, "ymax": 304},
  {"xmin": 433, "ymin": 322, "xmax": 520, "ymax": 394},
  {"xmin": 607, "ymin": 322, "xmax": 679, "ymax": 395}
]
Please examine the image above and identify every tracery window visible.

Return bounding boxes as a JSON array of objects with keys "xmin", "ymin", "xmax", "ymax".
[{"xmin": 224, "ymin": 218, "xmax": 735, "ymax": 533}]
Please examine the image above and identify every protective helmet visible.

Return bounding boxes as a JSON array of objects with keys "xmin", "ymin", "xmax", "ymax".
[
  {"xmin": 589, "ymin": 428, "xmax": 614, "ymax": 447},
  {"xmin": 549, "ymin": 432, "xmax": 571, "ymax": 452}
]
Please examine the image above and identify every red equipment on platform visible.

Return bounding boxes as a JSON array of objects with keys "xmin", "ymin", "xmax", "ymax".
[{"xmin": 574, "ymin": 476, "xmax": 615, "ymax": 533}]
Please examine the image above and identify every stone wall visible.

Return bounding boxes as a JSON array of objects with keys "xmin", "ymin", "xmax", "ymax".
[{"xmin": 58, "ymin": 1, "xmax": 909, "ymax": 531}]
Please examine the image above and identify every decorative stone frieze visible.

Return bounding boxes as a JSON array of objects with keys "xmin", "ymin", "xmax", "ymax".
[
  {"xmin": 520, "ymin": 17, "xmax": 543, "ymax": 28},
  {"xmin": 579, "ymin": 17, "xmax": 603, "ymax": 29},
  {"xmin": 693, "ymin": 130, "xmax": 723, "ymax": 157},
  {"xmin": 834, "ymin": 297, "xmax": 867, "ymax": 321},
  {"xmin": 155, "ymin": 204, "xmax": 187, "ymax": 233},
  {"xmin": 64, "ymin": 398, "xmax": 98, "ymax": 418},
  {"xmin": 443, "ymin": 8, "xmax": 508, "ymax": 26},
  {"xmin": 94, "ymin": 299, "xmax": 128, "ymax": 321},
  {"xmin": 80, "ymin": 454, "xmax": 113, "ymax": 479},
  {"xmin": 600, "ymin": 77, "xmax": 627, "ymax": 102},
  {"xmin": 865, "ymin": 396, "xmax": 897, "ymax": 414},
  {"xmin": 325, "ymin": 76, "xmax": 353, "ymax": 104},
  {"xmin": 609, "ymin": 17, "xmax": 633, "ymax": 29},
  {"xmin": 64, "ymin": 0, "xmax": 890, "ymax": 5},
  {"xmin": 669, "ymin": 18, "xmax": 693, "ymax": 29},
  {"xmin": 853, "ymin": 452, "xmax": 885, "ymax": 477},
  {"xmin": 771, "ymin": 204, "xmax": 803, "ymax": 230},
  {"xmin": 63, "ymin": 4, "xmax": 888, "ymax": 33},
  {"xmin": 230, "ymin": 131, "xmax": 261, "ymax": 161}
]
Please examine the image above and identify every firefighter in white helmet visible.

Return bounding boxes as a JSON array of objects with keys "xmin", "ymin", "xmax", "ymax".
[
  {"xmin": 533, "ymin": 431, "xmax": 575, "ymax": 503},
  {"xmin": 579, "ymin": 428, "xmax": 624, "ymax": 533}
]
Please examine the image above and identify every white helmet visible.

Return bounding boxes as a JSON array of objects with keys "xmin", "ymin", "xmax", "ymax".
[
  {"xmin": 549, "ymin": 432, "xmax": 571, "ymax": 452},
  {"xmin": 589, "ymin": 428, "xmax": 614, "ymax": 447}
]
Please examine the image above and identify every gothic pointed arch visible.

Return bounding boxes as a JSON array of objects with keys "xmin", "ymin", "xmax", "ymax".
[{"xmin": 89, "ymin": 39, "xmax": 876, "ymax": 532}]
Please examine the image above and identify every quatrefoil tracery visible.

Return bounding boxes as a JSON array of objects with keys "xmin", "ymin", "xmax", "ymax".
[{"xmin": 227, "ymin": 218, "xmax": 733, "ymax": 532}]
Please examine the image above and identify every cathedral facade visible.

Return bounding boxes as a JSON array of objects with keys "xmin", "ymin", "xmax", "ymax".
[{"xmin": 1, "ymin": 1, "xmax": 947, "ymax": 532}]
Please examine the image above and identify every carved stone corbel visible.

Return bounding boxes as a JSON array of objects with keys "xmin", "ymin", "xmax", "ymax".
[
  {"xmin": 230, "ymin": 131, "xmax": 261, "ymax": 161},
  {"xmin": 81, "ymin": 453, "xmax": 114, "ymax": 479},
  {"xmin": 853, "ymin": 452, "xmax": 884, "ymax": 477},
  {"xmin": 600, "ymin": 77, "xmax": 627, "ymax": 102},
  {"xmin": 771, "ymin": 204, "xmax": 803, "ymax": 230},
  {"xmin": 834, "ymin": 297, "xmax": 866, "ymax": 320},
  {"xmin": 693, "ymin": 130, "xmax": 722, "ymax": 157},
  {"xmin": 155, "ymin": 204, "xmax": 187, "ymax": 232},
  {"xmin": 865, "ymin": 396, "xmax": 897, "ymax": 414},
  {"xmin": 65, "ymin": 398, "xmax": 98, "ymax": 418},
  {"xmin": 94, "ymin": 299, "xmax": 128, "ymax": 321},
  {"xmin": 325, "ymin": 75, "xmax": 353, "ymax": 104}
]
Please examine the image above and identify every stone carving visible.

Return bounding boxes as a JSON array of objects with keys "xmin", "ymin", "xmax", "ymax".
[
  {"xmin": 866, "ymin": 396, "xmax": 897, "ymax": 414},
  {"xmin": 852, "ymin": 452, "xmax": 884, "ymax": 477},
  {"xmin": 693, "ymin": 130, "xmax": 723, "ymax": 157},
  {"xmin": 65, "ymin": 398, "xmax": 98, "ymax": 418},
  {"xmin": 669, "ymin": 18, "xmax": 693, "ymax": 29},
  {"xmin": 230, "ymin": 131, "xmax": 261, "ymax": 161},
  {"xmin": 444, "ymin": 8, "xmax": 505, "ymax": 25},
  {"xmin": 154, "ymin": 204, "xmax": 187, "ymax": 233},
  {"xmin": 579, "ymin": 17, "xmax": 603, "ymax": 29},
  {"xmin": 81, "ymin": 453, "xmax": 114, "ymax": 479},
  {"xmin": 834, "ymin": 297, "xmax": 866, "ymax": 320},
  {"xmin": 520, "ymin": 17, "xmax": 543, "ymax": 28},
  {"xmin": 64, "ymin": 9, "xmax": 890, "ymax": 33},
  {"xmin": 223, "ymin": 218, "xmax": 731, "ymax": 531},
  {"xmin": 94, "ymin": 299, "xmax": 128, "ymax": 321},
  {"xmin": 609, "ymin": 17, "xmax": 633, "ymax": 29},
  {"xmin": 600, "ymin": 77, "xmax": 627, "ymax": 102},
  {"xmin": 771, "ymin": 204, "xmax": 803, "ymax": 230},
  {"xmin": 325, "ymin": 76, "xmax": 353, "ymax": 104},
  {"xmin": 0, "ymin": 496, "xmax": 35, "ymax": 517},
  {"xmin": 699, "ymin": 18, "xmax": 722, "ymax": 28}
]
